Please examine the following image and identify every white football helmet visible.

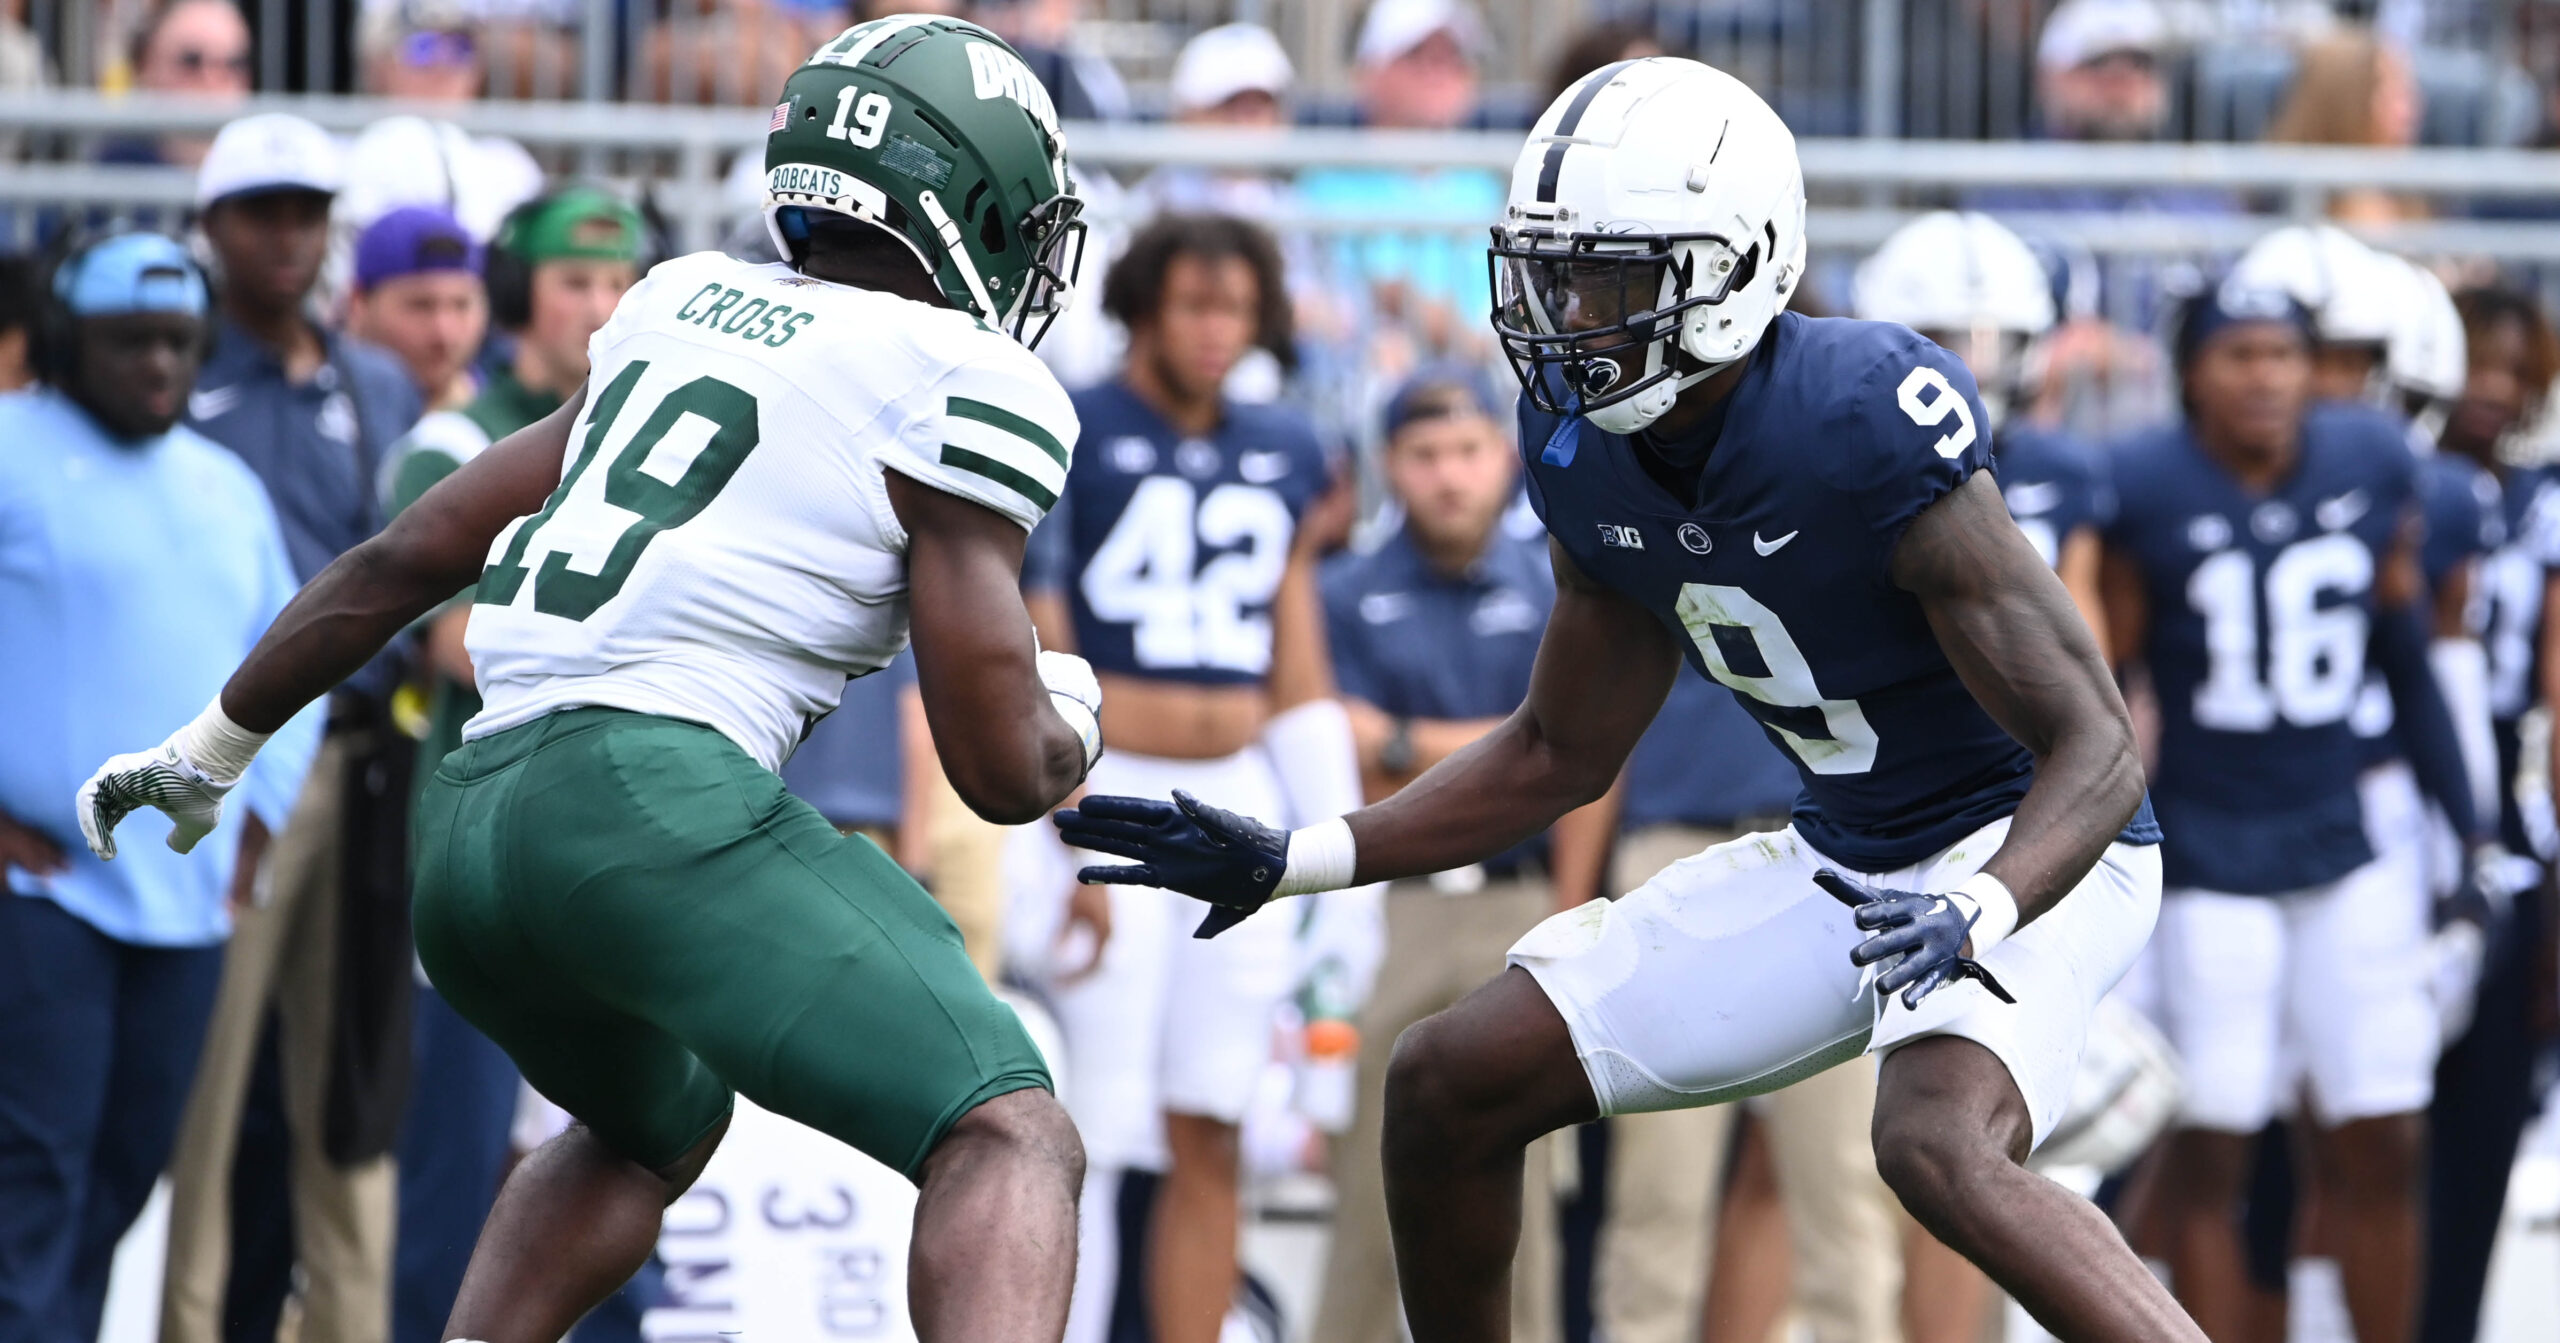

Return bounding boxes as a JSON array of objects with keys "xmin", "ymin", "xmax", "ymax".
[
  {"xmin": 2385, "ymin": 256, "xmax": 2468, "ymax": 411},
  {"xmin": 1491, "ymin": 57, "xmax": 1805, "ymax": 435},
  {"xmin": 1853, "ymin": 211, "xmax": 2055, "ymax": 424},
  {"xmin": 2230, "ymin": 223, "xmax": 2397, "ymax": 350}
]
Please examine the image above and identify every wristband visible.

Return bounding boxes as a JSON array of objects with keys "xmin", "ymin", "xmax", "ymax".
[
  {"xmin": 1946, "ymin": 871, "xmax": 2019, "ymax": 955},
  {"xmin": 1278, "ymin": 816, "xmax": 1357, "ymax": 896},
  {"xmin": 171, "ymin": 696, "xmax": 271, "ymax": 788}
]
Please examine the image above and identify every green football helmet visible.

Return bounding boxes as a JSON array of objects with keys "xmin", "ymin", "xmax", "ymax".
[{"xmin": 762, "ymin": 15, "xmax": 1086, "ymax": 348}]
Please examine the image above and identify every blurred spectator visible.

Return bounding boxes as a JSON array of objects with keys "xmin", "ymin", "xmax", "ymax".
[
  {"xmin": 161, "ymin": 111, "xmax": 422, "ymax": 1343},
  {"xmin": 359, "ymin": 0, "xmax": 483, "ymax": 99},
  {"xmin": 1138, "ymin": 23, "xmax": 1295, "ymax": 218},
  {"xmin": 344, "ymin": 206, "xmax": 488, "ymax": 411},
  {"xmin": 2424, "ymin": 283, "xmax": 2560, "ymax": 1343},
  {"xmin": 1966, "ymin": 1, "xmax": 2202, "ymax": 439},
  {"xmin": 640, "ymin": 0, "xmax": 828, "ymax": 107},
  {"xmin": 1019, "ymin": 212, "xmax": 1346, "ymax": 1343},
  {"xmin": 1310, "ymin": 369, "xmax": 1611, "ymax": 1343},
  {"xmin": 973, "ymin": 0, "xmax": 1130, "ymax": 122},
  {"xmin": 0, "ymin": 253, "xmax": 37, "ymax": 390},
  {"xmin": 2035, "ymin": 0, "xmax": 2171, "ymax": 142},
  {"xmin": 0, "ymin": 0, "xmax": 51, "ymax": 158},
  {"xmin": 106, "ymin": 0, "xmax": 252, "ymax": 170},
  {"xmin": 1596, "ymin": 674, "xmax": 1901, "ymax": 1343},
  {"xmin": 1544, "ymin": 18, "xmax": 1663, "ymax": 104},
  {"xmin": 373, "ymin": 184, "xmax": 641, "ymax": 1343},
  {"xmin": 2268, "ymin": 27, "xmax": 2427, "ymax": 223},
  {"xmin": 1298, "ymin": 0, "xmax": 1507, "ymax": 442},
  {"xmin": 336, "ymin": 115, "xmax": 545, "ymax": 246},
  {"xmin": 0, "ymin": 231, "xmax": 316, "ymax": 1343}
]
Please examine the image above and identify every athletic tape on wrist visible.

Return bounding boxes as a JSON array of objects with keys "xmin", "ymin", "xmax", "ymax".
[
  {"xmin": 1948, "ymin": 871, "xmax": 2019, "ymax": 954},
  {"xmin": 171, "ymin": 697, "xmax": 270, "ymax": 788},
  {"xmin": 1278, "ymin": 816, "xmax": 1357, "ymax": 896}
]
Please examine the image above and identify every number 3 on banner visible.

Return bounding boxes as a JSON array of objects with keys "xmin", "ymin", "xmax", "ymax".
[{"xmin": 1897, "ymin": 366, "xmax": 1977, "ymax": 458}]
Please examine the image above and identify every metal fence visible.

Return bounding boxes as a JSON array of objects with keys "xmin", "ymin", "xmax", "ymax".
[{"xmin": 12, "ymin": 1, "xmax": 2560, "ymax": 140}]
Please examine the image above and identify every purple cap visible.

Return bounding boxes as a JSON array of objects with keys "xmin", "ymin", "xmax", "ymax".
[{"xmin": 354, "ymin": 205, "xmax": 482, "ymax": 292}]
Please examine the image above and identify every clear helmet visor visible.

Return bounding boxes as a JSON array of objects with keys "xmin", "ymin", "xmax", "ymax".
[{"xmin": 1492, "ymin": 229, "xmax": 1745, "ymax": 411}]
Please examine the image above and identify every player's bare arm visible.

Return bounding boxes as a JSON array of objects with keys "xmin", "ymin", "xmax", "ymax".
[
  {"xmin": 1341, "ymin": 541, "xmax": 1676, "ymax": 877},
  {"xmin": 1059, "ymin": 539, "xmax": 1679, "ymax": 924},
  {"xmin": 1892, "ymin": 470, "xmax": 2145, "ymax": 923},
  {"xmin": 222, "ymin": 391, "xmax": 584, "ymax": 731},
  {"xmin": 72, "ymin": 392, "xmax": 581, "ymax": 858},
  {"xmin": 890, "ymin": 470, "xmax": 1094, "ymax": 824}
]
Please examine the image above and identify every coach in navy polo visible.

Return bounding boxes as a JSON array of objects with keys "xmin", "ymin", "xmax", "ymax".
[{"xmin": 1310, "ymin": 369, "xmax": 1617, "ymax": 1343}]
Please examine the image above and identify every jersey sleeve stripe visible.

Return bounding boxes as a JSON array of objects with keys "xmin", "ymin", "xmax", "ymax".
[
  {"xmin": 947, "ymin": 396, "xmax": 1069, "ymax": 468},
  {"xmin": 940, "ymin": 444, "xmax": 1059, "ymax": 510}
]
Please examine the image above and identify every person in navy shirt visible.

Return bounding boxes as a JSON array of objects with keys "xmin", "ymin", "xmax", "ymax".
[
  {"xmin": 2100, "ymin": 282, "xmax": 2482, "ymax": 1343},
  {"xmin": 1059, "ymin": 59, "xmax": 2186, "ymax": 1341},
  {"xmin": 2420, "ymin": 283, "xmax": 2560, "ymax": 1343},
  {"xmin": 1020, "ymin": 212, "xmax": 1361, "ymax": 1343},
  {"xmin": 1310, "ymin": 370, "xmax": 1614, "ymax": 1343}
]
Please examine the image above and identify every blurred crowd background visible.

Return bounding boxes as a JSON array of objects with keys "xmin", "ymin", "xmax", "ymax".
[{"xmin": 4, "ymin": 3, "xmax": 2560, "ymax": 1343}]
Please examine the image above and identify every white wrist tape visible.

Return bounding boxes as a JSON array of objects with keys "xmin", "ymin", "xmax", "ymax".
[
  {"xmin": 1946, "ymin": 872, "xmax": 2019, "ymax": 955},
  {"xmin": 1278, "ymin": 816, "xmax": 1357, "ymax": 896},
  {"xmin": 170, "ymin": 697, "xmax": 270, "ymax": 788}
]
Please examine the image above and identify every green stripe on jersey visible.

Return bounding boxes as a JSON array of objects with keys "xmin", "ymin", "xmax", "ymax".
[
  {"xmin": 947, "ymin": 397, "xmax": 1067, "ymax": 468},
  {"xmin": 940, "ymin": 445, "xmax": 1058, "ymax": 510}
]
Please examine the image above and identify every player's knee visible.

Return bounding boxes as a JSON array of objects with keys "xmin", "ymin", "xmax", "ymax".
[
  {"xmin": 1872, "ymin": 1109, "xmax": 2009, "ymax": 1232},
  {"xmin": 1163, "ymin": 1112, "xmax": 1240, "ymax": 1183},
  {"xmin": 938, "ymin": 1086, "xmax": 1086, "ymax": 1190},
  {"xmin": 1383, "ymin": 1015, "xmax": 1493, "ymax": 1150},
  {"xmin": 2156, "ymin": 1127, "xmax": 2254, "ymax": 1205}
]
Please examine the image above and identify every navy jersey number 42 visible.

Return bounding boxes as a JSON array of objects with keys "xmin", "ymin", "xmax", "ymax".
[{"xmin": 1027, "ymin": 381, "xmax": 1330, "ymax": 686}]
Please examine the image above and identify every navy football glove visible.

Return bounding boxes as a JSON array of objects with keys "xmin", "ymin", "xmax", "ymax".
[
  {"xmin": 1814, "ymin": 869, "xmax": 2016, "ymax": 1009},
  {"xmin": 1053, "ymin": 790, "xmax": 1288, "ymax": 939}
]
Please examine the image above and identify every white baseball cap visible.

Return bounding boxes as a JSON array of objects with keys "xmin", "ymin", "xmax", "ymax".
[
  {"xmin": 196, "ymin": 112, "xmax": 344, "ymax": 207},
  {"xmin": 2037, "ymin": 0, "xmax": 2169, "ymax": 72},
  {"xmin": 1170, "ymin": 23, "xmax": 1295, "ymax": 113},
  {"xmin": 1355, "ymin": 0, "xmax": 1487, "ymax": 69}
]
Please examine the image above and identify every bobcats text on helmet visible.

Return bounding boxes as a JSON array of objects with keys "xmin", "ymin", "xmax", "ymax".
[
  {"xmin": 763, "ymin": 15, "xmax": 1086, "ymax": 350},
  {"xmin": 1854, "ymin": 211, "xmax": 2056, "ymax": 426},
  {"xmin": 1489, "ymin": 57, "xmax": 1805, "ymax": 436}
]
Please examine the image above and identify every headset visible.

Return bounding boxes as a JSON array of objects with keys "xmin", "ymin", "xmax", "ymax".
[
  {"xmin": 33, "ymin": 227, "xmax": 214, "ymax": 387},
  {"xmin": 485, "ymin": 187, "xmax": 659, "ymax": 331}
]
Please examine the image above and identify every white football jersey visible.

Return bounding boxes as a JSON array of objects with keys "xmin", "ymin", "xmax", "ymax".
[{"xmin": 462, "ymin": 250, "xmax": 1078, "ymax": 772}]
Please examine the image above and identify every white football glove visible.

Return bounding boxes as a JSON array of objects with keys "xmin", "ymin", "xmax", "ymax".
[
  {"xmin": 77, "ymin": 741, "xmax": 231, "ymax": 860},
  {"xmin": 1038, "ymin": 648, "xmax": 1104, "ymax": 777},
  {"xmin": 76, "ymin": 699, "xmax": 271, "ymax": 861}
]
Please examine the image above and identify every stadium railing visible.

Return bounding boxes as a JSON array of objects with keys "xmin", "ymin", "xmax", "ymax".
[{"xmin": 6, "ymin": 90, "xmax": 2558, "ymax": 262}]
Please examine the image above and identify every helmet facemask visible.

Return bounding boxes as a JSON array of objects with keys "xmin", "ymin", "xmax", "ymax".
[
  {"xmin": 1006, "ymin": 189, "xmax": 1087, "ymax": 350},
  {"xmin": 1491, "ymin": 221, "xmax": 1758, "ymax": 435}
]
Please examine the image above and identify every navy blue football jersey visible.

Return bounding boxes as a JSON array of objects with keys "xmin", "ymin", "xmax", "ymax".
[
  {"xmin": 1997, "ymin": 424, "xmax": 2114, "ymax": 571},
  {"xmin": 2350, "ymin": 444, "xmax": 2501, "ymax": 763},
  {"xmin": 1522, "ymin": 311, "xmax": 2158, "ymax": 872},
  {"xmin": 2478, "ymin": 465, "xmax": 2557, "ymax": 725},
  {"xmin": 2107, "ymin": 403, "xmax": 2418, "ymax": 894},
  {"xmin": 1024, "ymin": 380, "xmax": 1331, "ymax": 685}
]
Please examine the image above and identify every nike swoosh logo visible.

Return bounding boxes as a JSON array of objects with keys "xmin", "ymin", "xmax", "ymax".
[
  {"xmin": 2315, "ymin": 490, "xmax": 2369, "ymax": 531},
  {"xmin": 1753, "ymin": 530, "xmax": 1798, "ymax": 556},
  {"xmin": 2004, "ymin": 481, "xmax": 2064, "ymax": 516},
  {"xmin": 1238, "ymin": 450, "xmax": 1291, "ymax": 484},
  {"xmin": 187, "ymin": 386, "xmax": 239, "ymax": 421}
]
